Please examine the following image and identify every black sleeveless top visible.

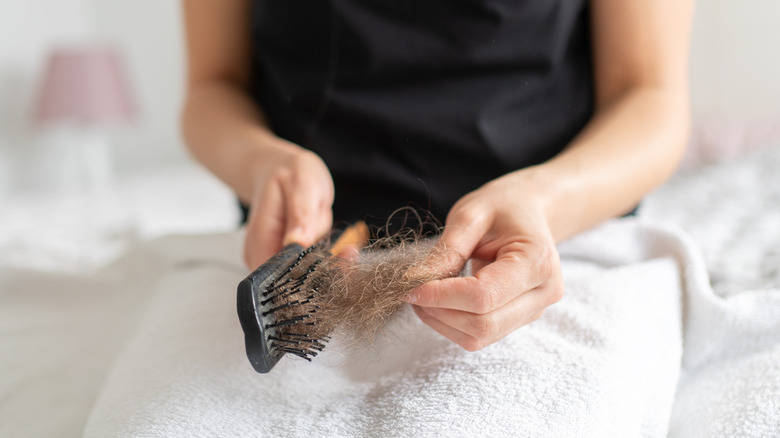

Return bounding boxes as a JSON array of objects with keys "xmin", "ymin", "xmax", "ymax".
[{"xmin": 248, "ymin": 0, "xmax": 594, "ymax": 230}]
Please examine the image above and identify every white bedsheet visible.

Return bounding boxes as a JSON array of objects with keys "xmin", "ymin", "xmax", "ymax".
[{"xmin": 1, "ymin": 144, "xmax": 779, "ymax": 437}]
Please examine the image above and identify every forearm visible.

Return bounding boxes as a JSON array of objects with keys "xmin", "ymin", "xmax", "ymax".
[
  {"xmin": 181, "ymin": 81, "xmax": 296, "ymax": 202},
  {"xmin": 411, "ymin": 0, "xmax": 693, "ymax": 350},
  {"xmin": 519, "ymin": 85, "xmax": 690, "ymax": 242}
]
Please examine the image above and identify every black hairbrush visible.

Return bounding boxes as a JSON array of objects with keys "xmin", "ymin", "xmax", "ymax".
[{"xmin": 237, "ymin": 222, "xmax": 369, "ymax": 373}]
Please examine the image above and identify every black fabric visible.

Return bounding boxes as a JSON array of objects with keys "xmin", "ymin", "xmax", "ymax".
[
  {"xmin": 238, "ymin": 200, "xmax": 639, "ymax": 227},
  {"xmin": 248, "ymin": 0, "xmax": 594, "ymax": 231},
  {"xmin": 239, "ymin": 201, "xmax": 251, "ymax": 225}
]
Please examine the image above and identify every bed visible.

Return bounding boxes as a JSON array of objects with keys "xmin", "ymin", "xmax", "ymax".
[{"xmin": 1, "ymin": 126, "xmax": 779, "ymax": 437}]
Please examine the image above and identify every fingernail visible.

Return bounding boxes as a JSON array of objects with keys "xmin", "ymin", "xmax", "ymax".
[
  {"xmin": 283, "ymin": 227, "xmax": 305, "ymax": 246},
  {"xmin": 404, "ymin": 292, "xmax": 419, "ymax": 303}
]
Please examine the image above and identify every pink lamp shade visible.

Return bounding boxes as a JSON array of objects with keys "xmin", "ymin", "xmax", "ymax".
[{"xmin": 34, "ymin": 47, "xmax": 136, "ymax": 125}]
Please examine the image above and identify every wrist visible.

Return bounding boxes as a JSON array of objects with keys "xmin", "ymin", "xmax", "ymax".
[{"xmin": 501, "ymin": 164, "xmax": 586, "ymax": 243}]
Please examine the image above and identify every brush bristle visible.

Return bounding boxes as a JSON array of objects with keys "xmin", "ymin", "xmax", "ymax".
[{"xmin": 259, "ymin": 244, "xmax": 332, "ymax": 362}]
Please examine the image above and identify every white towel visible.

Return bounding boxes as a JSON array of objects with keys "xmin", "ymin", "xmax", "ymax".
[
  {"xmin": 642, "ymin": 143, "xmax": 780, "ymax": 437},
  {"xmin": 76, "ymin": 219, "xmax": 690, "ymax": 437},
  {"xmin": 5, "ymin": 144, "xmax": 780, "ymax": 438},
  {"xmin": 3, "ymin": 218, "xmax": 779, "ymax": 437},
  {"xmin": 0, "ymin": 233, "xmax": 243, "ymax": 438}
]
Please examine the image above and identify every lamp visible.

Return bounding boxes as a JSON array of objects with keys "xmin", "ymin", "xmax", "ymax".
[
  {"xmin": 34, "ymin": 47, "xmax": 135, "ymax": 125},
  {"xmin": 33, "ymin": 47, "xmax": 135, "ymax": 193},
  {"xmin": 32, "ymin": 47, "xmax": 138, "ymax": 261}
]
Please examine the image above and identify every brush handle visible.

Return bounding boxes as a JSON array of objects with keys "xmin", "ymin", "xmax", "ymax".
[{"xmin": 329, "ymin": 221, "xmax": 369, "ymax": 256}]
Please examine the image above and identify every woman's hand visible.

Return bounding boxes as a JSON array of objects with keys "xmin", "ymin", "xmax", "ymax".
[
  {"xmin": 407, "ymin": 170, "xmax": 565, "ymax": 351},
  {"xmin": 404, "ymin": 0, "xmax": 694, "ymax": 350},
  {"xmin": 243, "ymin": 138, "xmax": 334, "ymax": 269},
  {"xmin": 181, "ymin": 0, "xmax": 335, "ymax": 269}
]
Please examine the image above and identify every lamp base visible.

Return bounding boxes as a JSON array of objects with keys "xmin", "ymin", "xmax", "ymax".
[{"xmin": 28, "ymin": 126, "xmax": 139, "ymax": 270}]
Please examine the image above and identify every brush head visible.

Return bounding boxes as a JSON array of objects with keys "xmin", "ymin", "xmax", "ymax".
[
  {"xmin": 237, "ymin": 243, "xmax": 331, "ymax": 373},
  {"xmin": 236, "ymin": 220, "xmax": 454, "ymax": 374}
]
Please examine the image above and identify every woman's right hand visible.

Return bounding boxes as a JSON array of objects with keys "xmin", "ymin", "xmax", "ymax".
[
  {"xmin": 243, "ymin": 138, "xmax": 335, "ymax": 269},
  {"xmin": 180, "ymin": 1, "xmax": 335, "ymax": 269}
]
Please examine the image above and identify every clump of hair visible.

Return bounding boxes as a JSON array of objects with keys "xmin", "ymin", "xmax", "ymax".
[
  {"xmin": 316, "ymin": 232, "xmax": 459, "ymax": 346},
  {"xmin": 268, "ymin": 220, "xmax": 463, "ymax": 357}
]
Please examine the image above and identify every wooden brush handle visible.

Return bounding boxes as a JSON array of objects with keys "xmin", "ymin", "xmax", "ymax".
[{"xmin": 329, "ymin": 221, "xmax": 369, "ymax": 255}]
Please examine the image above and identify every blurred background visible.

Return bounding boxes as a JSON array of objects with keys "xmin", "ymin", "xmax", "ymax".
[
  {"xmin": 1, "ymin": 0, "xmax": 779, "ymax": 270},
  {"xmin": 0, "ymin": 0, "xmax": 184, "ymax": 188},
  {"xmin": 0, "ymin": 0, "xmax": 237, "ymax": 270}
]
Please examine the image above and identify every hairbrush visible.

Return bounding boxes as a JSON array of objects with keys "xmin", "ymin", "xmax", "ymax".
[{"xmin": 237, "ymin": 222, "xmax": 369, "ymax": 373}]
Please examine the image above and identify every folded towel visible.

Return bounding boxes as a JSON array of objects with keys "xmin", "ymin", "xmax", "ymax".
[
  {"xmin": 3, "ymin": 221, "xmax": 778, "ymax": 437},
  {"xmin": 642, "ymin": 142, "xmax": 780, "ymax": 437},
  {"xmin": 77, "ymin": 220, "xmax": 690, "ymax": 437},
  {"xmin": 0, "ymin": 233, "xmax": 241, "ymax": 437}
]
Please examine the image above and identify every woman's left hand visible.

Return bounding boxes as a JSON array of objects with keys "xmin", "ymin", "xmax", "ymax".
[
  {"xmin": 405, "ymin": 0, "xmax": 695, "ymax": 354},
  {"xmin": 406, "ymin": 170, "xmax": 565, "ymax": 351}
]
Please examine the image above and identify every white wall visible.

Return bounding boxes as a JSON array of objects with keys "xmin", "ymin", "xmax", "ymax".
[
  {"xmin": 0, "ymin": 0, "xmax": 93, "ymax": 192},
  {"xmin": 1, "ymin": 0, "xmax": 779, "ymax": 194},
  {"xmin": 690, "ymin": 0, "xmax": 780, "ymax": 119},
  {"xmin": 0, "ymin": 0, "xmax": 186, "ymax": 193},
  {"xmin": 89, "ymin": 0, "xmax": 186, "ymax": 170}
]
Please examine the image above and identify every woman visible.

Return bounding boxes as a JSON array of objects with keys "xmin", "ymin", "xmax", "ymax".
[{"xmin": 181, "ymin": 0, "xmax": 693, "ymax": 352}]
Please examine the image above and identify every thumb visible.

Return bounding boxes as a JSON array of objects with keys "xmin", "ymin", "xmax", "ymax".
[
  {"xmin": 280, "ymin": 188, "xmax": 319, "ymax": 249},
  {"xmin": 435, "ymin": 206, "xmax": 493, "ymax": 275},
  {"xmin": 408, "ymin": 208, "xmax": 490, "ymax": 281},
  {"xmin": 282, "ymin": 224, "xmax": 312, "ymax": 248}
]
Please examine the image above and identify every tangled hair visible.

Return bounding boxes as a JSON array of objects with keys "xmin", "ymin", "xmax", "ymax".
[
  {"xmin": 269, "ymin": 216, "xmax": 463, "ymax": 353},
  {"xmin": 317, "ymin": 235, "xmax": 456, "ymax": 345}
]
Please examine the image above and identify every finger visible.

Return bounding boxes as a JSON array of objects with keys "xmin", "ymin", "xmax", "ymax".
[
  {"xmin": 440, "ymin": 198, "xmax": 493, "ymax": 254},
  {"xmin": 412, "ymin": 305, "xmax": 485, "ymax": 352},
  {"xmin": 436, "ymin": 205, "xmax": 492, "ymax": 274},
  {"xmin": 405, "ymin": 203, "xmax": 491, "ymax": 281},
  {"xmin": 280, "ymin": 165, "xmax": 334, "ymax": 247},
  {"xmin": 408, "ymin": 253, "xmax": 551, "ymax": 313},
  {"xmin": 415, "ymin": 305, "xmax": 547, "ymax": 351},
  {"xmin": 528, "ymin": 309, "xmax": 545, "ymax": 324},
  {"xmin": 244, "ymin": 180, "xmax": 286, "ymax": 268},
  {"xmin": 312, "ymin": 203, "xmax": 333, "ymax": 245},
  {"xmin": 470, "ymin": 258, "xmax": 491, "ymax": 274},
  {"xmin": 416, "ymin": 286, "xmax": 554, "ymax": 341}
]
